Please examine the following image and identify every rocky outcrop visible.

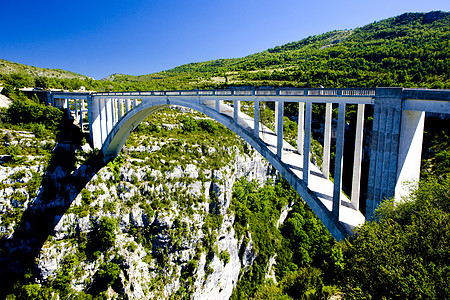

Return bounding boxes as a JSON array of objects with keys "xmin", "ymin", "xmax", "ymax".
[{"xmin": 32, "ymin": 138, "xmax": 274, "ymax": 299}]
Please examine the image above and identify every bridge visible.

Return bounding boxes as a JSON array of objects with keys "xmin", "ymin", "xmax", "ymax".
[{"xmin": 47, "ymin": 87, "xmax": 450, "ymax": 240}]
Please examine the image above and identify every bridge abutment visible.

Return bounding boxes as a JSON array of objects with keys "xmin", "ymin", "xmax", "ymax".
[{"xmin": 366, "ymin": 88, "xmax": 425, "ymax": 220}]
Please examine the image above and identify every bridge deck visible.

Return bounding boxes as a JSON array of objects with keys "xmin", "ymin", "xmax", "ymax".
[{"xmin": 212, "ymin": 102, "xmax": 366, "ymax": 231}]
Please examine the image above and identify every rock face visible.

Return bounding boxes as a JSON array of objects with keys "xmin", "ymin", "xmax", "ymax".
[
  {"xmin": 0, "ymin": 107, "xmax": 282, "ymax": 299},
  {"xmin": 29, "ymin": 130, "xmax": 273, "ymax": 298}
]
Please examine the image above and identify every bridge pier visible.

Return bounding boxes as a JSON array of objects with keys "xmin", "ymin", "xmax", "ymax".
[
  {"xmin": 351, "ymin": 104, "xmax": 365, "ymax": 210},
  {"xmin": 297, "ymin": 102, "xmax": 305, "ymax": 155},
  {"xmin": 303, "ymin": 102, "xmax": 312, "ymax": 185},
  {"xmin": 233, "ymin": 100, "xmax": 240, "ymax": 121},
  {"xmin": 277, "ymin": 101, "xmax": 284, "ymax": 158},
  {"xmin": 323, "ymin": 103, "xmax": 332, "ymax": 179},
  {"xmin": 395, "ymin": 109, "xmax": 425, "ymax": 199},
  {"xmin": 366, "ymin": 88, "xmax": 425, "ymax": 220},
  {"xmin": 254, "ymin": 100, "xmax": 260, "ymax": 138}
]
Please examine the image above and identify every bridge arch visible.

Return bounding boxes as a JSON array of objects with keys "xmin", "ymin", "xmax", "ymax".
[
  {"xmin": 100, "ymin": 97, "xmax": 349, "ymax": 240},
  {"xmin": 52, "ymin": 87, "xmax": 449, "ymax": 241}
]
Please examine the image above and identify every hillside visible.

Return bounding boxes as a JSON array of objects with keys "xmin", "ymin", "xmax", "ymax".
[
  {"xmin": 0, "ymin": 59, "xmax": 91, "ymax": 80},
  {"xmin": 104, "ymin": 11, "xmax": 450, "ymax": 90}
]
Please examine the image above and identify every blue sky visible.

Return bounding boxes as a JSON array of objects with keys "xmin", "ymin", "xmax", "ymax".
[{"xmin": 1, "ymin": 0, "xmax": 449, "ymax": 79}]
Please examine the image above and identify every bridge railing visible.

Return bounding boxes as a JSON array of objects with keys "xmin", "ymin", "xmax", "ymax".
[{"xmin": 93, "ymin": 87, "xmax": 377, "ymax": 99}]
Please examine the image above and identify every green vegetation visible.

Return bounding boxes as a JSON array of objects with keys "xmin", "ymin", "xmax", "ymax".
[{"xmin": 340, "ymin": 175, "xmax": 450, "ymax": 299}]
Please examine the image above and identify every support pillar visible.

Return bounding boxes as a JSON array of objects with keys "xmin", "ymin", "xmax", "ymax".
[
  {"xmin": 333, "ymin": 103, "xmax": 346, "ymax": 217},
  {"xmin": 395, "ymin": 110, "xmax": 425, "ymax": 199},
  {"xmin": 126, "ymin": 99, "xmax": 131, "ymax": 112},
  {"xmin": 297, "ymin": 102, "xmax": 305, "ymax": 155},
  {"xmin": 88, "ymin": 95, "xmax": 102, "ymax": 149},
  {"xmin": 277, "ymin": 101, "xmax": 284, "ymax": 158},
  {"xmin": 66, "ymin": 98, "xmax": 70, "ymax": 119},
  {"xmin": 303, "ymin": 102, "xmax": 312, "ymax": 185},
  {"xmin": 234, "ymin": 100, "xmax": 240, "ymax": 121},
  {"xmin": 75, "ymin": 98, "xmax": 79, "ymax": 120},
  {"xmin": 366, "ymin": 88, "xmax": 403, "ymax": 220},
  {"xmin": 351, "ymin": 104, "xmax": 365, "ymax": 210},
  {"xmin": 100, "ymin": 98, "xmax": 108, "ymax": 145},
  {"xmin": 79, "ymin": 99, "xmax": 84, "ymax": 130},
  {"xmin": 275, "ymin": 101, "xmax": 279, "ymax": 133},
  {"xmin": 323, "ymin": 103, "xmax": 332, "ymax": 179},
  {"xmin": 254, "ymin": 100, "xmax": 260, "ymax": 138},
  {"xmin": 118, "ymin": 99, "xmax": 122, "ymax": 119}
]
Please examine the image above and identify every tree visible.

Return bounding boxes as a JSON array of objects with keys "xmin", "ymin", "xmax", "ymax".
[{"xmin": 342, "ymin": 175, "xmax": 450, "ymax": 299}]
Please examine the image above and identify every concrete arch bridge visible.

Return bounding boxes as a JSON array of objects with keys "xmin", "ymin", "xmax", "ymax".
[{"xmin": 48, "ymin": 87, "xmax": 450, "ymax": 240}]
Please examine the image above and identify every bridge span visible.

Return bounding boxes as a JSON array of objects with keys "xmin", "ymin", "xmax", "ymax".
[{"xmin": 47, "ymin": 87, "xmax": 450, "ymax": 240}]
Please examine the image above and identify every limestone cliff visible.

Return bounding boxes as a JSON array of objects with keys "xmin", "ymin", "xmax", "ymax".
[{"xmin": 0, "ymin": 107, "xmax": 277, "ymax": 299}]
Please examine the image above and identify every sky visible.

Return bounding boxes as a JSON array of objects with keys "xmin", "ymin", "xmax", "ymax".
[{"xmin": 1, "ymin": 0, "xmax": 449, "ymax": 79}]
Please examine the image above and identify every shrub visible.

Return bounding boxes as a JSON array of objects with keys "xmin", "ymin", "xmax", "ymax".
[{"xmin": 342, "ymin": 175, "xmax": 450, "ymax": 299}]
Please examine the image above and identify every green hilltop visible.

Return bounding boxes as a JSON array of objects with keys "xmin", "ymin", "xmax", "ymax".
[{"xmin": 106, "ymin": 11, "xmax": 450, "ymax": 90}]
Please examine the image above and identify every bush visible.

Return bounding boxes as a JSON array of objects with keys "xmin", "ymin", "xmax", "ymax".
[
  {"xmin": 6, "ymin": 97, "xmax": 63, "ymax": 129},
  {"xmin": 342, "ymin": 175, "xmax": 450, "ymax": 299}
]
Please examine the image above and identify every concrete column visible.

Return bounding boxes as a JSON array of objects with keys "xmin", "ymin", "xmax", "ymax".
[
  {"xmin": 104, "ymin": 98, "xmax": 110, "ymax": 135},
  {"xmin": 126, "ymin": 99, "xmax": 131, "ymax": 112},
  {"xmin": 333, "ymin": 103, "xmax": 346, "ymax": 217},
  {"xmin": 118, "ymin": 99, "xmax": 122, "ymax": 119},
  {"xmin": 275, "ymin": 101, "xmax": 279, "ymax": 133},
  {"xmin": 297, "ymin": 102, "xmax": 305, "ymax": 155},
  {"xmin": 47, "ymin": 92, "xmax": 52, "ymax": 106},
  {"xmin": 234, "ymin": 100, "xmax": 240, "ymax": 121},
  {"xmin": 88, "ymin": 95, "xmax": 103, "ymax": 149},
  {"xmin": 395, "ymin": 110, "xmax": 425, "ymax": 199},
  {"xmin": 303, "ymin": 102, "xmax": 312, "ymax": 185},
  {"xmin": 215, "ymin": 99, "xmax": 220, "ymax": 112},
  {"xmin": 133, "ymin": 99, "xmax": 137, "ymax": 108},
  {"xmin": 113, "ymin": 99, "xmax": 117, "ymax": 120},
  {"xmin": 351, "ymin": 104, "xmax": 365, "ymax": 210},
  {"xmin": 323, "ymin": 103, "xmax": 332, "ymax": 179},
  {"xmin": 366, "ymin": 88, "xmax": 403, "ymax": 220},
  {"xmin": 79, "ymin": 99, "xmax": 84, "ymax": 130},
  {"xmin": 277, "ymin": 101, "xmax": 284, "ymax": 158},
  {"xmin": 66, "ymin": 98, "xmax": 70, "ymax": 119},
  {"xmin": 100, "ymin": 98, "xmax": 108, "ymax": 145},
  {"xmin": 75, "ymin": 99, "xmax": 79, "ymax": 120},
  {"xmin": 111, "ymin": 98, "xmax": 116, "ymax": 128},
  {"xmin": 254, "ymin": 100, "xmax": 260, "ymax": 139}
]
